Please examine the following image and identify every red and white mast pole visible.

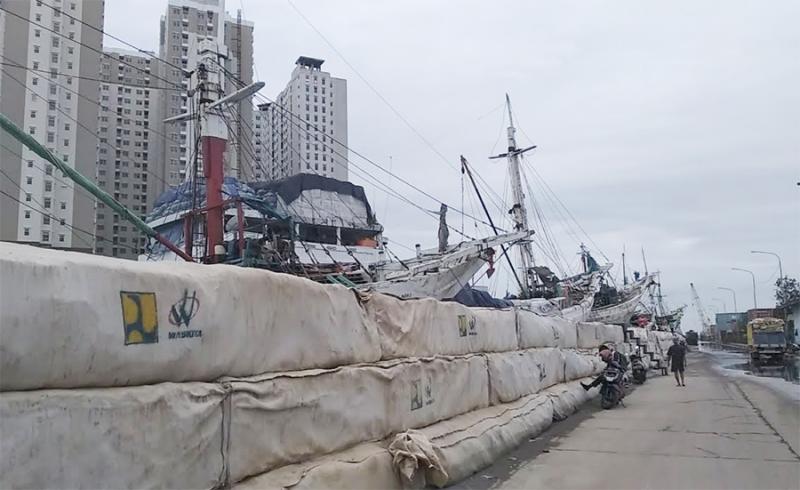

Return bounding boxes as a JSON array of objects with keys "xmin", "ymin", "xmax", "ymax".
[{"xmin": 196, "ymin": 41, "xmax": 228, "ymax": 261}]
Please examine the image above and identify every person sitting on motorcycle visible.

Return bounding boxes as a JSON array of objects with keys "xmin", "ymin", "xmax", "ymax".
[{"xmin": 580, "ymin": 345, "xmax": 625, "ymax": 391}]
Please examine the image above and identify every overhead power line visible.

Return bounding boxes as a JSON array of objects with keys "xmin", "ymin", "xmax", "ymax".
[
  {"xmin": 0, "ymin": 67, "xmax": 173, "ymax": 190},
  {"xmin": 0, "ymin": 6, "xmax": 182, "ymax": 90}
]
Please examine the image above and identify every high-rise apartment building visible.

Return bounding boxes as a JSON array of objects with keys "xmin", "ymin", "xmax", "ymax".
[
  {"xmin": 94, "ymin": 48, "xmax": 163, "ymax": 259},
  {"xmin": 254, "ymin": 56, "xmax": 348, "ymax": 182},
  {"xmin": 0, "ymin": 0, "xmax": 104, "ymax": 251},
  {"xmin": 157, "ymin": 0, "xmax": 253, "ymax": 188}
]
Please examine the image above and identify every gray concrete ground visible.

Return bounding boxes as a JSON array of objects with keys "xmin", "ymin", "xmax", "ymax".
[{"xmin": 456, "ymin": 352, "xmax": 800, "ymax": 490}]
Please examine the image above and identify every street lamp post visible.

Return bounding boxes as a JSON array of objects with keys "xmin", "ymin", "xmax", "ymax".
[
  {"xmin": 732, "ymin": 267, "xmax": 758, "ymax": 309},
  {"xmin": 751, "ymin": 250, "xmax": 783, "ymax": 279},
  {"xmin": 717, "ymin": 287, "xmax": 738, "ymax": 312}
]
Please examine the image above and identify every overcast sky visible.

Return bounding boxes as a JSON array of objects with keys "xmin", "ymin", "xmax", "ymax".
[{"xmin": 105, "ymin": 0, "xmax": 799, "ymax": 332}]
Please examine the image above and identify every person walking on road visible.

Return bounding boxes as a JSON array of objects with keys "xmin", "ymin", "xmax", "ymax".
[{"xmin": 667, "ymin": 337, "xmax": 687, "ymax": 386}]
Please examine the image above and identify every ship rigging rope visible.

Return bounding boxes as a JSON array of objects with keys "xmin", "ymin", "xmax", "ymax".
[
  {"xmin": 521, "ymin": 166, "xmax": 573, "ymax": 276},
  {"xmin": 29, "ymin": 7, "xmax": 506, "ymax": 256},
  {"xmin": 522, "ymin": 155, "xmax": 610, "ymax": 264},
  {"xmin": 507, "ymin": 104, "xmax": 611, "ymax": 264},
  {"xmin": 285, "ymin": 0, "xmax": 512, "ymax": 216},
  {"xmin": 26, "ymin": 0, "xmax": 506, "ymax": 241},
  {"xmin": 222, "ymin": 105, "xmax": 383, "ymax": 239},
  {"xmin": 212, "ymin": 57, "xmax": 500, "ymax": 237},
  {"xmin": 216, "ymin": 110, "xmax": 398, "ymax": 269},
  {"xmin": 242, "ymin": 93, "xmax": 481, "ymax": 241}
]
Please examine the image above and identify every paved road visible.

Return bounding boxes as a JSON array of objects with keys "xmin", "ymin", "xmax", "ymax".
[{"xmin": 456, "ymin": 352, "xmax": 800, "ymax": 490}]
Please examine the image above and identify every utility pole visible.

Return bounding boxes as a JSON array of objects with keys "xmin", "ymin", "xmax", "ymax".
[
  {"xmin": 717, "ymin": 287, "xmax": 738, "ymax": 312},
  {"xmin": 732, "ymin": 267, "xmax": 758, "ymax": 309},
  {"xmin": 751, "ymin": 250, "xmax": 783, "ymax": 279},
  {"xmin": 489, "ymin": 94, "xmax": 537, "ymax": 297},
  {"xmin": 164, "ymin": 40, "xmax": 264, "ymax": 262}
]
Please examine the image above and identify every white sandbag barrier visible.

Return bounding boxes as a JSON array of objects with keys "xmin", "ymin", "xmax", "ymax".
[
  {"xmin": 516, "ymin": 310, "xmax": 578, "ymax": 349},
  {"xmin": 226, "ymin": 355, "xmax": 489, "ymax": 483},
  {"xmin": 0, "ymin": 243, "xmax": 380, "ymax": 391},
  {"xmin": 233, "ymin": 377, "xmax": 605, "ymax": 490},
  {"xmin": 406, "ymin": 393, "xmax": 554, "ymax": 486},
  {"xmin": 233, "ymin": 442, "xmax": 400, "ymax": 490},
  {"xmin": 361, "ymin": 293, "xmax": 518, "ymax": 359},
  {"xmin": 563, "ymin": 349, "xmax": 605, "ymax": 380},
  {"xmin": 0, "ymin": 382, "xmax": 229, "ymax": 490},
  {"xmin": 546, "ymin": 378, "xmax": 599, "ymax": 421},
  {"xmin": 576, "ymin": 321, "xmax": 625, "ymax": 349},
  {"xmin": 486, "ymin": 348, "xmax": 566, "ymax": 404}
]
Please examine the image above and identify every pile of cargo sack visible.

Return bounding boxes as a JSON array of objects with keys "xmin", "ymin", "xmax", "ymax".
[{"xmin": 1, "ymin": 243, "xmax": 633, "ymax": 489}]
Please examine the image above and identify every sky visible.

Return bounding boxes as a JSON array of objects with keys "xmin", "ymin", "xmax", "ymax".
[{"xmin": 105, "ymin": 0, "xmax": 800, "ymax": 332}]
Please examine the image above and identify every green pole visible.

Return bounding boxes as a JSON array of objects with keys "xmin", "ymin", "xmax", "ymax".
[{"xmin": 1, "ymin": 112, "xmax": 192, "ymax": 261}]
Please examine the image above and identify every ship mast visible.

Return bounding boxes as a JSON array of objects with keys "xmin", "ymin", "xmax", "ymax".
[
  {"xmin": 164, "ymin": 40, "xmax": 264, "ymax": 262},
  {"xmin": 490, "ymin": 94, "xmax": 537, "ymax": 297}
]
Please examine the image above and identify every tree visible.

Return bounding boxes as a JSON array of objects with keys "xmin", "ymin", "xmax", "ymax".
[{"xmin": 775, "ymin": 276, "xmax": 800, "ymax": 309}]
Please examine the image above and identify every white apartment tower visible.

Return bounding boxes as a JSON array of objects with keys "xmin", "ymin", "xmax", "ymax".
[
  {"xmin": 94, "ymin": 48, "xmax": 163, "ymax": 259},
  {"xmin": 254, "ymin": 56, "xmax": 348, "ymax": 182},
  {"xmin": 157, "ymin": 0, "xmax": 254, "ymax": 189},
  {"xmin": 0, "ymin": 0, "xmax": 104, "ymax": 251}
]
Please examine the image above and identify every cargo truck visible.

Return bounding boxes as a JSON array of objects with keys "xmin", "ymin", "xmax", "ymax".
[{"xmin": 747, "ymin": 317, "xmax": 786, "ymax": 365}]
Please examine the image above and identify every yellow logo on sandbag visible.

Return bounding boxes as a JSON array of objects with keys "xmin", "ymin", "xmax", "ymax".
[{"xmin": 120, "ymin": 291, "xmax": 159, "ymax": 345}]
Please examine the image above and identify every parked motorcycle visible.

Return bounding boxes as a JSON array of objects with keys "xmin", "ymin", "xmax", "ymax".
[
  {"xmin": 630, "ymin": 353, "xmax": 647, "ymax": 384},
  {"xmin": 599, "ymin": 366, "xmax": 624, "ymax": 409}
]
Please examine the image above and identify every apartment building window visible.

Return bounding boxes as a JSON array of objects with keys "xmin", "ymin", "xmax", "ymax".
[
  {"xmin": 51, "ymin": 53, "xmax": 59, "ymax": 63},
  {"xmin": 52, "ymin": 37, "xmax": 60, "ymax": 48},
  {"xmin": 35, "ymin": 13, "xmax": 42, "ymax": 21},
  {"xmin": 34, "ymin": 45, "xmax": 40, "ymax": 53},
  {"xmin": 24, "ymin": 228, "xmax": 30, "ymax": 237},
  {"xmin": 47, "ymin": 132, "xmax": 55, "ymax": 143},
  {"xmin": 44, "ymin": 181, "xmax": 52, "ymax": 192},
  {"xmin": 67, "ymin": 62, "xmax": 73, "ymax": 70},
  {"xmin": 26, "ymin": 176, "xmax": 33, "ymax": 185},
  {"xmin": 27, "ymin": 160, "xmax": 33, "ymax": 168},
  {"xmin": 42, "ymin": 231, "xmax": 50, "ymax": 242},
  {"xmin": 60, "ymin": 202, "xmax": 66, "ymax": 210},
  {"xmin": 29, "ymin": 126, "xmax": 36, "ymax": 135},
  {"xmin": 43, "ymin": 216, "xmax": 50, "ymax": 225},
  {"xmin": 68, "ymin": 47, "xmax": 74, "ymax": 55},
  {"xmin": 30, "ymin": 110, "xmax": 37, "ymax": 119},
  {"xmin": 24, "ymin": 211, "xmax": 31, "ymax": 219},
  {"xmin": 44, "ymin": 198, "xmax": 51, "ymax": 209},
  {"xmin": 59, "ymin": 234, "xmax": 65, "ymax": 242},
  {"xmin": 45, "ymin": 165, "xmax": 52, "ymax": 175},
  {"xmin": 32, "ymin": 76, "xmax": 39, "ymax": 86},
  {"xmin": 49, "ymin": 85, "xmax": 57, "ymax": 95},
  {"xmin": 63, "ymin": 139, "xmax": 69, "ymax": 147}
]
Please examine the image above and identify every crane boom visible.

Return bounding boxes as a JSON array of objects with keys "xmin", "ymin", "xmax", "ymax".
[{"xmin": 689, "ymin": 282, "xmax": 714, "ymax": 338}]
